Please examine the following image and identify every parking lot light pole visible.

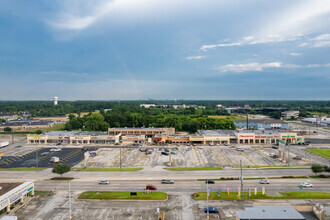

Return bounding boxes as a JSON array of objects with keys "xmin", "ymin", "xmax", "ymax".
[
  {"xmin": 69, "ymin": 180, "xmax": 72, "ymax": 220},
  {"xmin": 120, "ymin": 146, "xmax": 122, "ymax": 169},
  {"xmin": 36, "ymin": 144, "xmax": 38, "ymax": 168},
  {"xmin": 240, "ymin": 159, "xmax": 243, "ymax": 197}
]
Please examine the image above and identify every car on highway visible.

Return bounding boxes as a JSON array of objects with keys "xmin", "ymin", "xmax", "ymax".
[
  {"xmin": 300, "ymin": 182, "xmax": 313, "ymax": 187},
  {"xmin": 161, "ymin": 179, "xmax": 174, "ymax": 184},
  {"xmin": 146, "ymin": 185, "xmax": 157, "ymax": 190},
  {"xmin": 98, "ymin": 180, "xmax": 110, "ymax": 184},
  {"xmin": 50, "ymin": 148, "xmax": 61, "ymax": 152},
  {"xmin": 259, "ymin": 179, "xmax": 269, "ymax": 184},
  {"xmin": 204, "ymin": 207, "xmax": 219, "ymax": 213},
  {"xmin": 161, "ymin": 151, "xmax": 169, "ymax": 156},
  {"xmin": 205, "ymin": 180, "xmax": 215, "ymax": 184},
  {"xmin": 293, "ymin": 155, "xmax": 302, "ymax": 160},
  {"xmin": 236, "ymin": 147, "xmax": 244, "ymax": 151}
]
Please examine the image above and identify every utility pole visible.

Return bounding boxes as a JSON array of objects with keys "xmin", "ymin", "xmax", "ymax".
[
  {"xmin": 36, "ymin": 145, "xmax": 38, "ymax": 168},
  {"xmin": 246, "ymin": 113, "xmax": 249, "ymax": 130},
  {"xmin": 120, "ymin": 146, "xmax": 122, "ymax": 169},
  {"xmin": 68, "ymin": 180, "xmax": 72, "ymax": 220},
  {"xmin": 12, "ymin": 129, "xmax": 14, "ymax": 144},
  {"xmin": 206, "ymin": 181, "xmax": 209, "ymax": 220},
  {"xmin": 287, "ymin": 143, "xmax": 291, "ymax": 166},
  {"xmin": 240, "ymin": 159, "xmax": 243, "ymax": 197}
]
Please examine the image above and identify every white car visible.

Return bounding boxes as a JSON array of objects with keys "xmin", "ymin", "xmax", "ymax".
[
  {"xmin": 161, "ymin": 179, "xmax": 174, "ymax": 184},
  {"xmin": 98, "ymin": 180, "xmax": 110, "ymax": 184},
  {"xmin": 259, "ymin": 179, "xmax": 270, "ymax": 184},
  {"xmin": 50, "ymin": 148, "xmax": 61, "ymax": 152},
  {"xmin": 300, "ymin": 182, "xmax": 313, "ymax": 187}
]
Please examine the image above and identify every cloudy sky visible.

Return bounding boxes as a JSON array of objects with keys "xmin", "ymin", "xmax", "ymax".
[{"xmin": 1, "ymin": 0, "xmax": 330, "ymax": 100}]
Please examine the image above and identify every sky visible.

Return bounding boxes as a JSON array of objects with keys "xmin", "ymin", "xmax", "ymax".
[{"xmin": 0, "ymin": 0, "xmax": 330, "ymax": 100}]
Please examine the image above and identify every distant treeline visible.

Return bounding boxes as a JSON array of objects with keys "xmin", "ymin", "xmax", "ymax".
[
  {"xmin": 0, "ymin": 100, "xmax": 329, "ymax": 117},
  {"xmin": 64, "ymin": 106, "xmax": 235, "ymax": 132}
]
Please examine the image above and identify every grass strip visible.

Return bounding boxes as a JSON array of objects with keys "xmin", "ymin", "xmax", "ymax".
[
  {"xmin": 305, "ymin": 149, "xmax": 330, "ymax": 159},
  {"xmin": 166, "ymin": 167, "xmax": 223, "ymax": 171},
  {"xmin": 194, "ymin": 191, "xmax": 330, "ymax": 200},
  {"xmin": 198, "ymin": 175, "xmax": 328, "ymax": 181},
  {"xmin": 0, "ymin": 167, "xmax": 46, "ymax": 171},
  {"xmin": 51, "ymin": 177, "xmax": 74, "ymax": 180},
  {"xmin": 78, "ymin": 191, "xmax": 167, "ymax": 200},
  {"xmin": 72, "ymin": 168, "xmax": 142, "ymax": 171},
  {"xmin": 233, "ymin": 165, "xmax": 310, "ymax": 169}
]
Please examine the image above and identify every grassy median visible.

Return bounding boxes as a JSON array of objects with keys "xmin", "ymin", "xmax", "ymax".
[
  {"xmin": 166, "ymin": 167, "xmax": 223, "ymax": 171},
  {"xmin": 50, "ymin": 177, "xmax": 74, "ymax": 180},
  {"xmin": 78, "ymin": 191, "xmax": 167, "ymax": 200},
  {"xmin": 73, "ymin": 168, "xmax": 143, "ymax": 171},
  {"xmin": 194, "ymin": 191, "xmax": 330, "ymax": 200},
  {"xmin": 0, "ymin": 167, "xmax": 46, "ymax": 171},
  {"xmin": 232, "ymin": 165, "xmax": 310, "ymax": 169},
  {"xmin": 305, "ymin": 149, "xmax": 330, "ymax": 159}
]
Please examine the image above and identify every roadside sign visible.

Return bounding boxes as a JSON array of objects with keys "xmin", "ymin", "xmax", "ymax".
[{"xmin": 298, "ymin": 185, "xmax": 303, "ymax": 190}]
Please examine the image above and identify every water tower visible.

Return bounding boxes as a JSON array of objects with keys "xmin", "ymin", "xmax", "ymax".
[{"xmin": 53, "ymin": 96, "xmax": 59, "ymax": 105}]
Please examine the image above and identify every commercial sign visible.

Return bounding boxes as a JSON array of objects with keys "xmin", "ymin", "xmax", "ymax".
[{"xmin": 32, "ymin": 136, "xmax": 41, "ymax": 139}]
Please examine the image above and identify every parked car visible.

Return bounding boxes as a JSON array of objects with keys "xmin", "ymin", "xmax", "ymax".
[
  {"xmin": 300, "ymin": 182, "xmax": 313, "ymax": 187},
  {"xmin": 186, "ymin": 147, "xmax": 192, "ymax": 151},
  {"xmin": 224, "ymin": 143, "xmax": 228, "ymax": 146},
  {"xmin": 236, "ymin": 147, "xmax": 244, "ymax": 151},
  {"xmin": 98, "ymin": 180, "xmax": 109, "ymax": 184},
  {"xmin": 50, "ymin": 148, "xmax": 61, "ymax": 152},
  {"xmin": 216, "ymin": 143, "xmax": 220, "ymax": 146},
  {"xmin": 50, "ymin": 156, "xmax": 59, "ymax": 163},
  {"xmin": 272, "ymin": 145, "xmax": 279, "ymax": 149},
  {"xmin": 187, "ymin": 143, "xmax": 190, "ymax": 146},
  {"xmin": 171, "ymin": 151, "xmax": 176, "ymax": 155},
  {"xmin": 56, "ymin": 142, "xmax": 61, "ymax": 146},
  {"xmin": 82, "ymin": 147, "xmax": 88, "ymax": 151},
  {"xmin": 205, "ymin": 180, "xmax": 215, "ymax": 184},
  {"xmin": 293, "ymin": 155, "xmax": 302, "ymax": 160},
  {"xmin": 209, "ymin": 143, "xmax": 214, "ymax": 146},
  {"xmin": 161, "ymin": 179, "xmax": 174, "ymax": 184},
  {"xmin": 204, "ymin": 207, "xmax": 219, "ymax": 213},
  {"xmin": 41, "ymin": 152, "xmax": 50, "ymax": 156},
  {"xmin": 145, "ymin": 150, "xmax": 152, "ymax": 155},
  {"xmin": 164, "ymin": 148, "xmax": 170, "ymax": 152},
  {"xmin": 259, "ymin": 179, "xmax": 270, "ymax": 184},
  {"xmin": 161, "ymin": 151, "xmax": 169, "ymax": 156},
  {"xmin": 269, "ymin": 153, "xmax": 279, "ymax": 158},
  {"xmin": 177, "ymin": 144, "xmax": 180, "ymax": 146},
  {"xmin": 172, "ymin": 147, "xmax": 178, "ymax": 151},
  {"xmin": 193, "ymin": 143, "xmax": 196, "ymax": 146},
  {"xmin": 146, "ymin": 185, "xmax": 157, "ymax": 190}
]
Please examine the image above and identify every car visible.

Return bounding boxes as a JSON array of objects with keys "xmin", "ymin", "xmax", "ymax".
[
  {"xmin": 40, "ymin": 152, "xmax": 50, "ymax": 156},
  {"xmin": 56, "ymin": 143, "xmax": 61, "ymax": 146},
  {"xmin": 186, "ymin": 147, "xmax": 192, "ymax": 151},
  {"xmin": 224, "ymin": 143, "xmax": 228, "ymax": 146},
  {"xmin": 209, "ymin": 143, "xmax": 214, "ymax": 146},
  {"xmin": 272, "ymin": 145, "xmax": 279, "ymax": 149},
  {"xmin": 146, "ymin": 184, "xmax": 157, "ymax": 190},
  {"xmin": 177, "ymin": 144, "xmax": 180, "ymax": 146},
  {"xmin": 139, "ymin": 147, "xmax": 146, "ymax": 152},
  {"xmin": 204, "ymin": 207, "xmax": 219, "ymax": 213},
  {"xmin": 50, "ymin": 148, "xmax": 61, "ymax": 152},
  {"xmin": 161, "ymin": 179, "xmax": 174, "ymax": 184},
  {"xmin": 313, "ymin": 131, "xmax": 317, "ymax": 134},
  {"xmin": 82, "ymin": 147, "xmax": 88, "ymax": 151},
  {"xmin": 205, "ymin": 180, "xmax": 215, "ymax": 184},
  {"xmin": 161, "ymin": 151, "xmax": 169, "ymax": 156},
  {"xmin": 187, "ymin": 143, "xmax": 190, "ymax": 146},
  {"xmin": 172, "ymin": 147, "xmax": 178, "ymax": 151},
  {"xmin": 98, "ymin": 180, "xmax": 109, "ymax": 184},
  {"xmin": 216, "ymin": 143, "xmax": 220, "ymax": 146},
  {"xmin": 236, "ymin": 147, "xmax": 244, "ymax": 151},
  {"xmin": 193, "ymin": 143, "xmax": 196, "ymax": 146},
  {"xmin": 259, "ymin": 179, "xmax": 270, "ymax": 184},
  {"xmin": 145, "ymin": 150, "xmax": 152, "ymax": 155},
  {"xmin": 269, "ymin": 153, "xmax": 279, "ymax": 158},
  {"xmin": 293, "ymin": 155, "xmax": 302, "ymax": 160},
  {"xmin": 164, "ymin": 148, "xmax": 170, "ymax": 152},
  {"xmin": 300, "ymin": 182, "xmax": 313, "ymax": 187},
  {"xmin": 171, "ymin": 151, "xmax": 176, "ymax": 155}
]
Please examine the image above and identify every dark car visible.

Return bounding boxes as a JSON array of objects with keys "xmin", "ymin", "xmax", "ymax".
[
  {"xmin": 146, "ymin": 184, "xmax": 157, "ymax": 190},
  {"xmin": 204, "ymin": 207, "xmax": 219, "ymax": 213},
  {"xmin": 161, "ymin": 151, "xmax": 169, "ymax": 156},
  {"xmin": 145, "ymin": 150, "xmax": 152, "ymax": 155},
  {"xmin": 205, "ymin": 180, "xmax": 215, "ymax": 184},
  {"xmin": 272, "ymin": 145, "xmax": 279, "ymax": 149}
]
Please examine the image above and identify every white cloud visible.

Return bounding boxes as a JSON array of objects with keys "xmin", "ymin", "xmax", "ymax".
[
  {"xmin": 300, "ymin": 34, "xmax": 330, "ymax": 47},
  {"xmin": 185, "ymin": 56, "xmax": 204, "ymax": 60},
  {"xmin": 200, "ymin": 42, "xmax": 241, "ymax": 51},
  {"xmin": 289, "ymin": 53, "xmax": 302, "ymax": 56},
  {"xmin": 217, "ymin": 62, "xmax": 282, "ymax": 73}
]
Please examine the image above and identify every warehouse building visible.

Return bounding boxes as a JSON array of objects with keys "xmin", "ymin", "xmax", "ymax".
[
  {"xmin": 108, "ymin": 127, "xmax": 175, "ymax": 137},
  {"xmin": 0, "ymin": 119, "xmax": 55, "ymax": 131},
  {"xmin": 0, "ymin": 181, "xmax": 34, "ymax": 214},
  {"xmin": 234, "ymin": 119, "xmax": 288, "ymax": 130},
  {"xmin": 27, "ymin": 131, "xmax": 120, "ymax": 145}
]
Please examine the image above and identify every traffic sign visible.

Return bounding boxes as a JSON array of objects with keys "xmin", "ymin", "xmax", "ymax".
[{"xmin": 298, "ymin": 185, "xmax": 303, "ymax": 190}]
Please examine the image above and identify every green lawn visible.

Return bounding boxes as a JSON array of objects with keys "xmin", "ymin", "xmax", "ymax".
[
  {"xmin": 305, "ymin": 149, "xmax": 330, "ymax": 159},
  {"xmin": 195, "ymin": 191, "xmax": 330, "ymax": 200},
  {"xmin": 166, "ymin": 167, "xmax": 223, "ymax": 171},
  {"xmin": 233, "ymin": 165, "xmax": 310, "ymax": 169},
  {"xmin": 78, "ymin": 191, "xmax": 167, "ymax": 200},
  {"xmin": 72, "ymin": 168, "xmax": 143, "ymax": 171},
  {"xmin": 34, "ymin": 191, "xmax": 54, "ymax": 196},
  {"xmin": 0, "ymin": 167, "xmax": 46, "ymax": 171}
]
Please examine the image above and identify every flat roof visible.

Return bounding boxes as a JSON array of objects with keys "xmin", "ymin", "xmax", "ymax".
[
  {"xmin": 46, "ymin": 131, "xmax": 108, "ymax": 136},
  {"xmin": 234, "ymin": 119, "xmax": 286, "ymax": 124},
  {"xmin": 236, "ymin": 205, "xmax": 305, "ymax": 219},
  {"xmin": 109, "ymin": 127, "xmax": 173, "ymax": 130},
  {"xmin": 0, "ymin": 183, "xmax": 23, "ymax": 196}
]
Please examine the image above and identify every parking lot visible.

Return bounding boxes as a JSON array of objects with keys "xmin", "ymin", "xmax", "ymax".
[
  {"xmin": 0, "ymin": 147, "xmax": 95, "ymax": 168},
  {"xmin": 76, "ymin": 145, "xmax": 324, "ymax": 168}
]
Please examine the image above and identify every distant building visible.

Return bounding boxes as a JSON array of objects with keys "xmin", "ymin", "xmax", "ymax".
[
  {"xmin": 108, "ymin": 127, "xmax": 175, "ymax": 137},
  {"xmin": 0, "ymin": 113, "xmax": 18, "ymax": 121},
  {"xmin": 33, "ymin": 116, "xmax": 69, "ymax": 124},
  {"xmin": 216, "ymin": 104, "xmax": 225, "ymax": 109},
  {"xmin": 302, "ymin": 117, "xmax": 330, "ymax": 127},
  {"xmin": 0, "ymin": 118, "xmax": 55, "ymax": 131},
  {"xmin": 234, "ymin": 119, "xmax": 288, "ymax": 130},
  {"xmin": 53, "ymin": 96, "xmax": 58, "ymax": 105},
  {"xmin": 140, "ymin": 104, "xmax": 156, "ymax": 108},
  {"xmin": 282, "ymin": 110, "xmax": 299, "ymax": 119}
]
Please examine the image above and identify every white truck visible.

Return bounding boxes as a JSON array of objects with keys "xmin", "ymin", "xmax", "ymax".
[
  {"xmin": 50, "ymin": 156, "xmax": 60, "ymax": 163},
  {"xmin": 0, "ymin": 141, "xmax": 9, "ymax": 148}
]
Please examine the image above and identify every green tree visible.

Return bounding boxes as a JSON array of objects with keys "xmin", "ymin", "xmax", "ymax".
[
  {"xmin": 0, "ymin": 119, "xmax": 6, "ymax": 123},
  {"xmin": 85, "ymin": 114, "xmax": 109, "ymax": 131},
  {"xmin": 311, "ymin": 164, "xmax": 324, "ymax": 175},
  {"xmin": 35, "ymin": 130, "xmax": 43, "ymax": 134},
  {"xmin": 52, "ymin": 164, "xmax": 71, "ymax": 177},
  {"xmin": 4, "ymin": 127, "xmax": 12, "ymax": 132}
]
